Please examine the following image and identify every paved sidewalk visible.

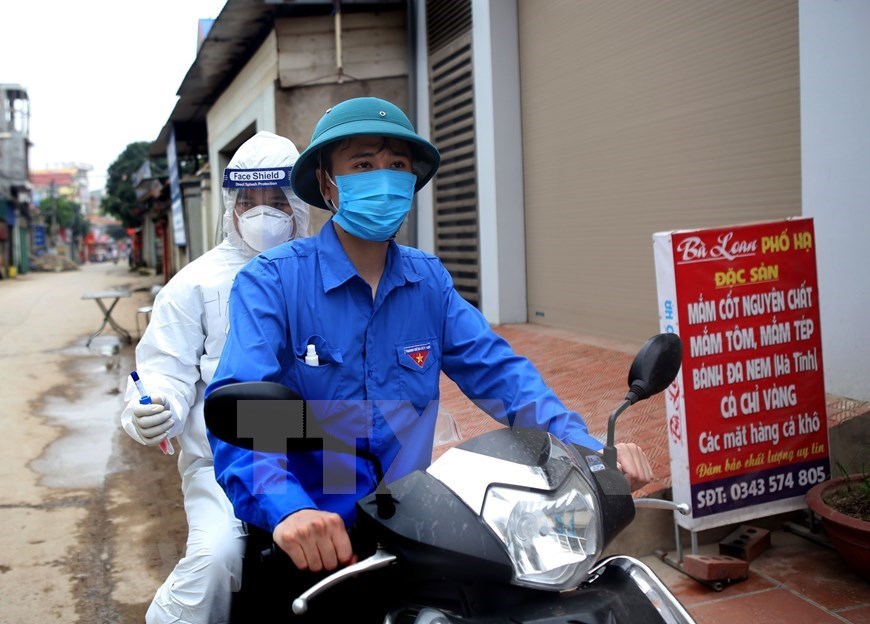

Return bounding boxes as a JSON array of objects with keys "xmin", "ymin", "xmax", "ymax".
[
  {"xmin": 437, "ymin": 322, "xmax": 870, "ymax": 623},
  {"xmin": 438, "ymin": 322, "xmax": 869, "ymax": 496},
  {"xmin": 436, "ymin": 323, "xmax": 678, "ymax": 496}
]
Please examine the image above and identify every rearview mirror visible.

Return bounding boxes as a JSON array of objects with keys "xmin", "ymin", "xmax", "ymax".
[
  {"xmin": 204, "ymin": 381, "xmax": 395, "ymax": 515},
  {"xmin": 204, "ymin": 381, "xmax": 324, "ymax": 454},
  {"xmin": 626, "ymin": 333, "xmax": 683, "ymax": 403}
]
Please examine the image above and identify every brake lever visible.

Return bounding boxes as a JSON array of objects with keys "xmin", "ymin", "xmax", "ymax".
[{"xmin": 291, "ymin": 548, "xmax": 398, "ymax": 615}]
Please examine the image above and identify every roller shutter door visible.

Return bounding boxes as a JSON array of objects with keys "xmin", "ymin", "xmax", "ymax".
[
  {"xmin": 426, "ymin": 0, "xmax": 481, "ymax": 308},
  {"xmin": 518, "ymin": 0, "xmax": 800, "ymax": 343}
]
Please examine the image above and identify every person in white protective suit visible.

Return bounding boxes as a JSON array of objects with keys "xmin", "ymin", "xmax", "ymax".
[{"xmin": 119, "ymin": 131, "xmax": 310, "ymax": 624}]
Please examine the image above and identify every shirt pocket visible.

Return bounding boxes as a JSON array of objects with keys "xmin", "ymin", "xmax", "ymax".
[
  {"xmin": 295, "ymin": 334, "xmax": 344, "ymax": 366},
  {"xmin": 396, "ymin": 338, "xmax": 441, "ymax": 413},
  {"xmin": 293, "ymin": 335, "xmax": 344, "ymax": 399}
]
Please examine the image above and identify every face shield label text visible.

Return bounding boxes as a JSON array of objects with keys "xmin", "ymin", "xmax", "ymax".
[{"xmin": 223, "ymin": 167, "xmax": 292, "ymax": 188}]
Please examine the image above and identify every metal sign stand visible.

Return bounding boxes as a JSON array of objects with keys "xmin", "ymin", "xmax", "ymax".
[{"xmin": 654, "ymin": 517, "xmax": 743, "ymax": 592}]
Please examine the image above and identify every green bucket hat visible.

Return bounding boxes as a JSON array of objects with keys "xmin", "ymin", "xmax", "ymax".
[{"xmin": 291, "ymin": 97, "xmax": 441, "ymax": 210}]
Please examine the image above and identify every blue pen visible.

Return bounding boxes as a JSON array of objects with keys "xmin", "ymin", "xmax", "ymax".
[{"xmin": 130, "ymin": 371, "xmax": 175, "ymax": 455}]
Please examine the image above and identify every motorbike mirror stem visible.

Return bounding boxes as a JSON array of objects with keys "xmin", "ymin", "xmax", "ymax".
[
  {"xmin": 604, "ymin": 380, "xmax": 651, "ymax": 467},
  {"xmin": 603, "ymin": 397, "xmax": 632, "ymax": 469}
]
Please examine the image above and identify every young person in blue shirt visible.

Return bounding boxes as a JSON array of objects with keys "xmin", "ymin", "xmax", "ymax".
[{"xmin": 206, "ymin": 97, "xmax": 653, "ymax": 576}]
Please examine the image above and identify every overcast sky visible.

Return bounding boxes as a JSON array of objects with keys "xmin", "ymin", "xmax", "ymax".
[{"xmin": 3, "ymin": 0, "xmax": 228, "ymax": 192}]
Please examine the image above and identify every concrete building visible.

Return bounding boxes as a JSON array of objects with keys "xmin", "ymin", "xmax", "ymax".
[
  {"xmin": 148, "ymin": 0, "xmax": 869, "ymax": 401},
  {"xmin": 0, "ymin": 84, "xmax": 33, "ymax": 278}
]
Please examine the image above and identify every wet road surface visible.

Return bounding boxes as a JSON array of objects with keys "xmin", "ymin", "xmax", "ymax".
[{"xmin": 0, "ymin": 263, "xmax": 185, "ymax": 622}]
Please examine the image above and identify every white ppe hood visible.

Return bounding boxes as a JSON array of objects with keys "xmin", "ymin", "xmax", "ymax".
[{"xmin": 220, "ymin": 131, "xmax": 310, "ymax": 257}]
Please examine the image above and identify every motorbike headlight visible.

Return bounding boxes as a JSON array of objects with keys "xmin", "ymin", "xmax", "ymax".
[{"xmin": 481, "ymin": 471, "xmax": 602, "ymax": 591}]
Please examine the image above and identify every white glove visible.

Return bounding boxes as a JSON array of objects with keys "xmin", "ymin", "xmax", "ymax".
[{"xmin": 132, "ymin": 393, "xmax": 174, "ymax": 446}]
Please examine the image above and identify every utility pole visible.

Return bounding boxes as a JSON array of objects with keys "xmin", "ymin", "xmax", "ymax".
[{"xmin": 49, "ymin": 179, "xmax": 59, "ymax": 251}]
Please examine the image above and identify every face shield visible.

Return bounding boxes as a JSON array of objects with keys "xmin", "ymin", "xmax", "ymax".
[{"xmin": 217, "ymin": 131, "xmax": 310, "ymax": 255}]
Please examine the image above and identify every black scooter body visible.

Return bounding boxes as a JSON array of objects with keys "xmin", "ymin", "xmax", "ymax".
[
  {"xmin": 353, "ymin": 428, "xmax": 634, "ymax": 585},
  {"xmin": 344, "ymin": 427, "xmax": 651, "ymax": 623},
  {"xmin": 209, "ymin": 333, "xmax": 692, "ymax": 623}
]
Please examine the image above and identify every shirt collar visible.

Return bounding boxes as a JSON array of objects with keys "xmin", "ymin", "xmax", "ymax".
[{"xmin": 316, "ymin": 220, "xmax": 423, "ymax": 293}]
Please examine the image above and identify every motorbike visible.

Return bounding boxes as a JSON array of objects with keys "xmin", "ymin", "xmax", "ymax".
[{"xmin": 204, "ymin": 333, "xmax": 695, "ymax": 623}]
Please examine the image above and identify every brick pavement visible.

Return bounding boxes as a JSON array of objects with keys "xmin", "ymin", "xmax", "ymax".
[
  {"xmin": 434, "ymin": 323, "xmax": 870, "ymax": 499},
  {"xmin": 434, "ymin": 324, "xmax": 671, "ymax": 497}
]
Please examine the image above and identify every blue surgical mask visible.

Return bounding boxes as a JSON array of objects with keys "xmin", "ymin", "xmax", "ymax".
[{"xmin": 328, "ymin": 169, "xmax": 417, "ymax": 242}]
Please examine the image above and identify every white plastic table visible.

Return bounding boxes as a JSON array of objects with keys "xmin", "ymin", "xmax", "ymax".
[{"xmin": 81, "ymin": 290, "xmax": 133, "ymax": 346}]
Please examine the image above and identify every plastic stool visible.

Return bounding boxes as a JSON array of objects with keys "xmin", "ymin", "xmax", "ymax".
[{"xmin": 136, "ymin": 305, "xmax": 153, "ymax": 339}]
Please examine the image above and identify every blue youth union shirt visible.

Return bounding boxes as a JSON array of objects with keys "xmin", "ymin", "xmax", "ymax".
[{"xmin": 206, "ymin": 220, "xmax": 602, "ymax": 532}]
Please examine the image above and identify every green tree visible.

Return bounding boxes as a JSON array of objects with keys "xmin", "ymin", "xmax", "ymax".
[
  {"xmin": 101, "ymin": 141, "xmax": 150, "ymax": 228},
  {"xmin": 45, "ymin": 196, "xmax": 89, "ymax": 237}
]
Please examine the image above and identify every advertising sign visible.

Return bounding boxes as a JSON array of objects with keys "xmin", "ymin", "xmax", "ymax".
[
  {"xmin": 654, "ymin": 218, "xmax": 829, "ymax": 530},
  {"xmin": 166, "ymin": 127, "xmax": 187, "ymax": 247}
]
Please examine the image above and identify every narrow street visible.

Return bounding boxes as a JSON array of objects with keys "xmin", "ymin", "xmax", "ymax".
[{"xmin": 0, "ymin": 262, "xmax": 185, "ymax": 622}]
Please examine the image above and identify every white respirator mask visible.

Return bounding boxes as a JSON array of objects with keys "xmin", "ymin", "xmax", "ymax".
[{"xmin": 236, "ymin": 205, "xmax": 295, "ymax": 252}]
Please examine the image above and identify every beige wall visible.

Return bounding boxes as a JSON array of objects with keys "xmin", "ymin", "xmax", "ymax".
[
  {"xmin": 275, "ymin": 81, "xmax": 410, "ymax": 237},
  {"xmin": 203, "ymin": 12, "xmax": 410, "ymax": 240},
  {"xmin": 274, "ymin": 11, "xmax": 410, "ymax": 237},
  {"xmin": 276, "ymin": 12, "xmax": 407, "ymax": 89},
  {"xmin": 519, "ymin": 0, "xmax": 801, "ymax": 344},
  {"xmin": 205, "ymin": 32, "xmax": 280, "ymax": 246}
]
